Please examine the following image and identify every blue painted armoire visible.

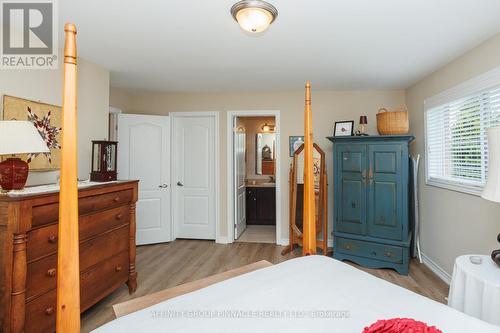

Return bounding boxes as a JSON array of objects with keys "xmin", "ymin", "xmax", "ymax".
[{"xmin": 327, "ymin": 135, "xmax": 415, "ymax": 275}]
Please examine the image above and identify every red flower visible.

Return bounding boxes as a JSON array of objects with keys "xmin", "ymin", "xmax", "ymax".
[{"xmin": 363, "ymin": 318, "xmax": 442, "ymax": 333}]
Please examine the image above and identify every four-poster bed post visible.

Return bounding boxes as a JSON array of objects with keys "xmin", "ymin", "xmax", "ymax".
[
  {"xmin": 56, "ymin": 23, "xmax": 81, "ymax": 332},
  {"xmin": 302, "ymin": 82, "xmax": 317, "ymax": 255}
]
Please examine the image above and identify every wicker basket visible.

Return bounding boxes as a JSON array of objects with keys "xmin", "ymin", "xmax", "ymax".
[{"xmin": 376, "ymin": 107, "xmax": 409, "ymax": 135}]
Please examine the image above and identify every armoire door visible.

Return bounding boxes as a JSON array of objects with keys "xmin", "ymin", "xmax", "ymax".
[
  {"xmin": 367, "ymin": 144, "xmax": 403, "ymax": 241},
  {"xmin": 335, "ymin": 144, "xmax": 367, "ymax": 235}
]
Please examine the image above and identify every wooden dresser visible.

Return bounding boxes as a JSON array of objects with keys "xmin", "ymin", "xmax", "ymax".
[{"xmin": 0, "ymin": 180, "xmax": 138, "ymax": 333}]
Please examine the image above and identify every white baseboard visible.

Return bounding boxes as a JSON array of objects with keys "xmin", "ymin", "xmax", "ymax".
[
  {"xmin": 279, "ymin": 238, "xmax": 289, "ymax": 246},
  {"xmin": 421, "ymin": 252, "xmax": 452, "ymax": 285},
  {"xmin": 216, "ymin": 236, "xmax": 230, "ymax": 244}
]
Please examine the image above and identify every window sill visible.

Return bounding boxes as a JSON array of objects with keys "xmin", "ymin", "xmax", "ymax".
[{"xmin": 425, "ymin": 179, "xmax": 483, "ymax": 197}]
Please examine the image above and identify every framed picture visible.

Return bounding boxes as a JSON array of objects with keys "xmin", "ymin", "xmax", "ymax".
[
  {"xmin": 2, "ymin": 95, "xmax": 61, "ymax": 170},
  {"xmin": 289, "ymin": 136, "xmax": 304, "ymax": 157},
  {"xmin": 334, "ymin": 121, "xmax": 354, "ymax": 137}
]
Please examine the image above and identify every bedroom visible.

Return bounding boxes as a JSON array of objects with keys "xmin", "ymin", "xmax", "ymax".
[{"xmin": 0, "ymin": 0, "xmax": 500, "ymax": 332}]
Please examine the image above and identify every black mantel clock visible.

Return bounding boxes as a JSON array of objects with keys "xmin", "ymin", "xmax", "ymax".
[{"xmin": 91, "ymin": 140, "xmax": 118, "ymax": 182}]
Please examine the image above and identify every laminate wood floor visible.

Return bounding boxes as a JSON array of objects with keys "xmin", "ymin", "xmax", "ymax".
[
  {"xmin": 81, "ymin": 240, "xmax": 449, "ymax": 332},
  {"xmin": 236, "ymin": 225, "xmax": 276, "ymax": 243}
]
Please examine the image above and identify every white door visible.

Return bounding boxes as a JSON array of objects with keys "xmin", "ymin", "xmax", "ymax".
[
  {"xmin": 234, "ymin": 130, "xmax": 246, "ymax": 239},
  {"xmin": 117, "ymin": 114, "xmax": 171, "ymax": 245},
  {"xmin": 172, "ymin": 115, "xmax": 216, "ymax": 239}
]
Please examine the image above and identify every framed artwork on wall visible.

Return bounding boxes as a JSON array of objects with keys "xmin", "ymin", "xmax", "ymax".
[
  {"xmin": 289, "ymin": 136, "xmax": 304, "ymax": 157},
  {"xmin": 334, "ymin": 120, "xmax": 354, "ymax": 137},
  {"xmin": 2, "ymin": 95, "xmax": 61, "ymax": 170}
]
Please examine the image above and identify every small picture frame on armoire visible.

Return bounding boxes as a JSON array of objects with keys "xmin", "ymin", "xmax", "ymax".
[{"xmin": 333, "ymin": 121, "xmax": 354, "ymax": 137}]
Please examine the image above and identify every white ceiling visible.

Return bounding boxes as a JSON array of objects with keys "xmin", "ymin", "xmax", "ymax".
[{"xmin": 60, "ymin": 0, "xmax": 500, "ymax": 92}]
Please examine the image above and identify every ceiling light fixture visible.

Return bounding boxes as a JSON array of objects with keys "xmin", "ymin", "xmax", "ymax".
[{"xmin": 231, "ymin": 0, "xmax": 278, "ymax": 34}]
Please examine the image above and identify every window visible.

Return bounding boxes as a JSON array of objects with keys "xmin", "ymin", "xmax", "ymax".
[{"xmin": 425, "ymin": 68, "xmax": 500, "ymax": 195}]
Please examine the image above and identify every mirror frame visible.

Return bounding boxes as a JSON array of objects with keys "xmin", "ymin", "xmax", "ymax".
[{"xmin": 285, "ymin": 142, "xmax": 328, "ymax": 255}]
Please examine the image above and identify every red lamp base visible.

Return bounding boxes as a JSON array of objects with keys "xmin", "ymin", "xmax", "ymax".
[{"xmin": 0, "ymin": 158, "xmax": 29, "ymax": 190}]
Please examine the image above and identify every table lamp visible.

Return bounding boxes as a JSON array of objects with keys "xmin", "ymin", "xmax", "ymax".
[
  {"xmin": 0, "ymin": 121, "xmax": 50, "ymax": 191},
  {"xmin": 481, "ymin": 126, "xmax": 500, "ymax": 266},
  {"xmin": 356, "ymin": 115, "xmax": 368, "ymax": 136}
]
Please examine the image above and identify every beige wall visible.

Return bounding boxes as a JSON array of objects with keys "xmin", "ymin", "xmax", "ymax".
[
  {"xmin": 111, "ymin": 87, "xmax": 405, "ymax": 242},
  {"xmin": 0, "ymin": 53, "xmax": 110, "ymax": 185},
  {"xmin": 237, "ymin": 116, "xmax": 276, "ymax": 180},
  {"xmin": 406, "ymin": 33, "xmax": 500, "ymax": 275}
]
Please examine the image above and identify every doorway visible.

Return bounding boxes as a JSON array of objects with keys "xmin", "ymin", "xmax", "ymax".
[{"xmin": 227, "ymin": 111, "xmax": 282, "ymax": 245}]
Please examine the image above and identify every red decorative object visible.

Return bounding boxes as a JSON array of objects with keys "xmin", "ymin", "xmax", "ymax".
[
  {"xmin": 0, "ymin": 158, "xmax": 29, "ymax": 190},
  {"xmin": 363, "ymin": 318, "xmax": 442, "ymax": 333}
]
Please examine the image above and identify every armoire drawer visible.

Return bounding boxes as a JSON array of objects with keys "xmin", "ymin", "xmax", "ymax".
[
  {"xmin": 27, "ymin": 205, "xmax": 130, "ymax": 262},
  {"xmin": 25, "ymin": 289, "xmax": 57, "ymax": 333},
  {"xmin": 336, "ymin": 237, "xmax": 403, "ymax": 264},
  {"xmin": 32, "ymin": 189, "xmax": 133, "ymax": 227}
]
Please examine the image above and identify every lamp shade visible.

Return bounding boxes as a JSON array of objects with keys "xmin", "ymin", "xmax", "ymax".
[
  {"xmin": 0, "ymin": 121, "xmax": 50, "ymax": 155},
  {"xmin": 360, "ymin": 116, "xmax": 368, "ymax": 125},
  {"xmin": 482, "ymin": 127, "xmax": 500, "ymax": 202}
]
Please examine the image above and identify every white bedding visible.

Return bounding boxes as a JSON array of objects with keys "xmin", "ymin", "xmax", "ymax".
[{"xmin": 93, "ymin": 256, "xmax": 500, "ymax": 332}]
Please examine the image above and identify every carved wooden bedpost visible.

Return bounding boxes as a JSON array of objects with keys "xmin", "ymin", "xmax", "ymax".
[
  {"xmin": 302, "ymin": 82, "xmax": 317, "ymax": 255},
  {"xmin": 56, "ymin": 23, "xmax": 81, "ymax": 332}
]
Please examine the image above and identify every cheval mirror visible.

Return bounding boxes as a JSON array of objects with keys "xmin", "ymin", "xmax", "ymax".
[{"xmin": 282, "ymin": 143, "xmax": 328, "ymax": 255}]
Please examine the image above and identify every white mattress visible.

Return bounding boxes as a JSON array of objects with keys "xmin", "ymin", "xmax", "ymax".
[{"xmin": 93, "ymin": 256, "xmax": 500, "ymax": 332}]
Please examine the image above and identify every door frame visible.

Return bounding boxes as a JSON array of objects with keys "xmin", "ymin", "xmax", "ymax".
[
  {"xmin": 170, "ymin": 111, "xmax": 220, "ymax": 242},
  {"xmin": 226, "ymin": 110, "xmax": 282, "ymax": 245}
]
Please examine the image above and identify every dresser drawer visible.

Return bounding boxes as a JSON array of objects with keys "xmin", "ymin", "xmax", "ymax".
[
  {"xmin": 80, "ymin": 205, "xmax": 130, "ymax": 241},
  {"xmin": 27, "ymin": 205, "xmax": 130, "ymax": 262},
  {"xmin": 336, "ymin": 237, "xmax": 403, "ymax": 264},
  {"xmin": 81, "ymin": 251, "xmax": 129, "ymax": 311},
  {"xmin": 27, "ymin": 223, "xmax": 58, "ymax": 262},
  {"xmin": 26, "ymin": 254, "xmax": 57, "ymax": 302},
  {"xmin": 79, "ymin": 190, "xmax": 133, "ymax": 216},
  {"xmin": 27, "ymin": 225, "xmax": 129, "ymax": 300},
  {"xmin": 32, "ymin": 189, "xmax": 133, "ymax": 227},
  {"xmin": 80, "ymin": 225, "xmax": 129, "ymax": 272},
  {"xmin": 25, "ymin": 289, "xmax": 56, "ymax": 333}
]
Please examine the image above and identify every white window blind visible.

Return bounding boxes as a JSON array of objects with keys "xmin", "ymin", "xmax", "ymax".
[{"xmin": 426, "ymin": 85, "xmax": 500, "ymax": 194}]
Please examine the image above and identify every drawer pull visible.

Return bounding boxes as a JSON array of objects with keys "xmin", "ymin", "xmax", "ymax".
[
  {"xmin": 45, "ymin": 307, "xmax": 54, "ymax": 315},
  {"xmin": 48, "ymin": 235, "xmax": 57, "ymax": 244},
  {"xmin": 113, "ymin": 197, "xmax": 120, "ymax": 203},
  {"xmin": 385, "ymin": 251, "xmax": 393, "ymax": 257},
  {"xmin": 344, "ymin": 244, "xmax": 351, "ymax": 250},
  {"xmin": 116, "ymin": 214, "xmax": 123, "ymax": 220},
  {"xmin": 371, "ymin": 251, "xmax": 377, "ymax": 256},
  {"xmin": 47, "ymin": 268, "xmax": 56, "ymax": 277},
  {"xmin": 115, "ymin": 266, "xmax": 123, "ymax": 272}
]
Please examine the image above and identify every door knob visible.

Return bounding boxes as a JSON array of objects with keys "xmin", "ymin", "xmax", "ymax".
[
  {"xmin": 177, "ymin": 181, "xmax": 184, "ymax": 187},
  {"xmin": 158, "ymin": 184, "xmax": 168, "ymax": 188}
]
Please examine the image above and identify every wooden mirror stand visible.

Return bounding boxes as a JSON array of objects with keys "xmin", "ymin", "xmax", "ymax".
[{"xmin": 282, "ymin": 143, "xmax": 329, "ymax": 255}]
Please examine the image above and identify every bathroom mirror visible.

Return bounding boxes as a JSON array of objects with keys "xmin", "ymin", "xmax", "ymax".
[{"xmin": 256, "ymin": 133, "xmax": 275, "ymax": 175}]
